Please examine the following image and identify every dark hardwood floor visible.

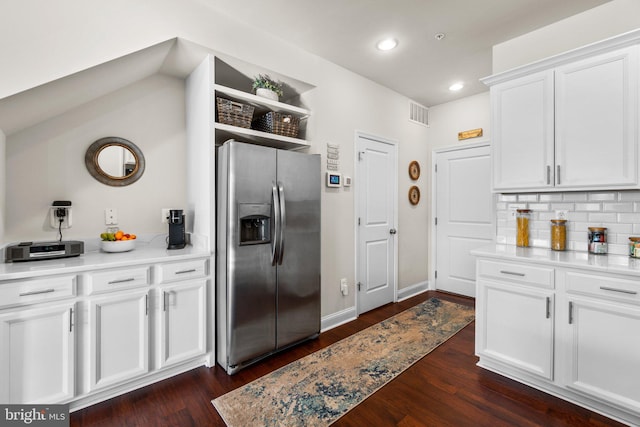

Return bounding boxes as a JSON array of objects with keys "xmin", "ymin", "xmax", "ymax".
[{"xmin": 71, "ymin": 291, "xmax": 625, "ymax": 426}]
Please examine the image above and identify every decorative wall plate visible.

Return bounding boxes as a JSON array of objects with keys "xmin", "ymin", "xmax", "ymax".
[
  {"xmin": 408, "ymin": 160, "xmax": 421, "ymax": 180},
  {"xmin": 408, "ymin": 185, "xmax": 420, "ymax": 205}
]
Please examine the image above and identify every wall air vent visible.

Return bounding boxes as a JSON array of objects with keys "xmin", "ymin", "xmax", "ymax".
[{"xmin": 409, "ymin": 101, "xmax": 429, "ymax": 127}]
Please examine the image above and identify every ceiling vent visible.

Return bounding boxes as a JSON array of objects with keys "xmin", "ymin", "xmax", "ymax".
[{"xmin": 409, "ymin": 101, "xmax": 429, "ymax": 127}]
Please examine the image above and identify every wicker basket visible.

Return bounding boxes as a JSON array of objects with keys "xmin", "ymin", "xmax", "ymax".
[
  {"xmin": 252, "ymin": 112, "xmax": 300, "ymax": 138},
  {"xmin": 216, "ymin": 97, "xmax": 255, "ymax": 128}
]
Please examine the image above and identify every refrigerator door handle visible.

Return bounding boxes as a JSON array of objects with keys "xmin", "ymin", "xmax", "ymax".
[
  {"xmin": 278, "ymin": 182, "xmax": 286, "ymax": 265},
  {"xmin": 272, "ymin": 184, "xmax": 281, "ymax": 266}
]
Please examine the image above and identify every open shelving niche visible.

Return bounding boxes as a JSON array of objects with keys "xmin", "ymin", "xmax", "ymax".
[{"xmin": 211, "ymin": 57, "xmax": 313, "ymax": 151}]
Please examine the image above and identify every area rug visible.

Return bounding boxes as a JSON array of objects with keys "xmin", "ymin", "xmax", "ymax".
[{"xmin": 212, "ymin": 297, "xmax": 475, "ymax": 426}]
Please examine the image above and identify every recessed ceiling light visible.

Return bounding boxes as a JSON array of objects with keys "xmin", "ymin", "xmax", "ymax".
[
  {"xmin": 434, "ymin": 33, "xmax": 446, "ymax": 41},
  {"xmin": 376, "ymin": 38, "xmax": 398, "ymax": 51},
  {"xmin": 449, "ymin": 82, "xmax": 464, "ymax": 91}
]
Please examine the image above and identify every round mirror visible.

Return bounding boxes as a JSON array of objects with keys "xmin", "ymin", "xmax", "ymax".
[{"xmin": 85, "ymin": 137, "xmax": 145, "ymax": 186}]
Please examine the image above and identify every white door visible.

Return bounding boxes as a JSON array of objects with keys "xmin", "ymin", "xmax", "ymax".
[
  {"xmin": 563, "ymin": 296, "xmax": 640, "ymax": 412},
  {"xmin": 88, "ymin": 290, "xmax": 149, "ymax": 391},
  {"xmin": 156, "ymin": 280, "xmax": 207, "ymax": 369},
  {"xmin": 491, "ymin": 70, "xmax": 555, "ymax": 191},
  {"xmin": 0, "ymin": 302, "xmax": 75, "ymax": 404},
  {"xmin": 434, "ymin": 144, "xmax": 493, "ymax": 297},
  {"xmin": 356, "ymin": 133, "xmax": 397, "ymax": 314},
  {"xmin": 477, "ymin": 279, "xmax": 554, "ymax": 381},
  {"xmin": 555, "ymin": 46, "xmax": 638, "ymax": 189}
]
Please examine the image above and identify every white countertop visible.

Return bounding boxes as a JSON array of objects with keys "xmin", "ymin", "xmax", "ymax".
[
  {"xmin": 0, "ymin": 235, "xmax": 211, "ymax": 281},
  {"xmin": 472, "ymin": 244, "xmax": 640, "ymax": 277}
]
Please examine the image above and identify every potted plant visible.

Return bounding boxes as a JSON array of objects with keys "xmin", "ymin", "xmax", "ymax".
[{"xmin": 252, "ymin": 74, "xmax": 284, "ymax": 101}]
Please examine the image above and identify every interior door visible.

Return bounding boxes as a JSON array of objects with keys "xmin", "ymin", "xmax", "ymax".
[
  {"xmin": 434, "ymin": 144, "xmax": 493, "ymax": 297},
  {"xmin": 356, "ymin": 133, "xmax": 397, "ymax": 314}
]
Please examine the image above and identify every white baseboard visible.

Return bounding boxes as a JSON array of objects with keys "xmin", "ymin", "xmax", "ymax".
[
  {"xmin": 320, "ymin": 306, "xmax": 357, "ymax": 333},
  {"xmin": 397, "ymin": 280, "xmax": 430, "ymax": 302},
  {"xmin": 320, "ymin": 281, "xmax": 432, "ymax": 332}
]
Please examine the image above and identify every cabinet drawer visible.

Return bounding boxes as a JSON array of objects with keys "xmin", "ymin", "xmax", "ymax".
[
  {"xmin": 0, "ymin": 275, "xmax": 76, "ymax": 309},
  {"xmin": 478, "ymin": 259, "xmax": 554, "ymax": 289},
  {"xmin": 87, "ymin": 267, "xmax": 150, "ymax": 294},
  {"xmin": 564, "ymin": 270, "xmax": 640, "ymax": 305},
  {"xmin": 158, "ymin": 259, "xmax": 207, "ymax": 283}
]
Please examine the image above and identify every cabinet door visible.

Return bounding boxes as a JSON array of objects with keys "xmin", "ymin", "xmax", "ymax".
[
  {"xmin": 491, "ymin": 70, "xmax": 555, "ymax": 191},
  {"xmin": 0, "ymin": 302, "xmax": 75, "ymax": 403},
  {"xmin": 476, "ymin": 279, "xmax": 554, "ymax": 380},
  {"xmin": 87, "ymin": 290, "xmax": 149, "ymax": 391},
  {"xmin": 563, "ymin": 297, "xmax": 640, "ymax": 412},
  {"xmin": 155, "ymin": 280, "xmax": 206, "ymax": 369},
  {"xmin": 555, "ymin": 46, "xmax": 639, "ymax": 189}
]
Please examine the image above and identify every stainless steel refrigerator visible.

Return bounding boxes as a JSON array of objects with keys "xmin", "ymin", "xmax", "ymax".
[{"xmin": 216, "ymin": 140, "xmax": 321, "ymax": 375}]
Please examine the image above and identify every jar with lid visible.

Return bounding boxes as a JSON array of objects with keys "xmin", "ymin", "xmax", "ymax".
[
  {"xmin": 516, "ymin": 209, "xmax": 531, "ymax": 247},
  {"xmin": 629, "ymin": 237, "xmax": 640, "ymax": 258},
  {"xmin": 550, "ymin": 219, "xmax": 567, "ymax": 251},
  {"xmin": 588, "ymin": 227, "xmax": 607, "ymax": 254}
]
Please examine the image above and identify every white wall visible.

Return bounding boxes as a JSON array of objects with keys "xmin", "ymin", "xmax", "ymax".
[
  {"xmin": 0, "ymin": 0, "xmax": 429, "ymax": 318},
  {"xmin": 427, "ymin": 93, "xmax": 491, "ymax": 150},
  {"xmin": 493, "ymin": 0, "xmax": 640, "ymax": 73},
  {"xmin": 5, "ymin": 75, "xmax": 186, "ymax": 243}
]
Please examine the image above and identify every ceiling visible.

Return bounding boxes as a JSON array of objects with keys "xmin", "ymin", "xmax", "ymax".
[{"xmin": 202, "ymin": 0, "xmax": 611, "ymax": 107}]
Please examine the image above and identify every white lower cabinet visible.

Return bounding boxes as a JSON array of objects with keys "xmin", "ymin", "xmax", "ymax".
[
  {"xmin": 476, "ymin": 254, "xmax": 640, "ymax": 425},
  {"xmin": 87, "ymin": 290, "xmax": 149, "ymax": 391},
  {"xmin": 559, "ymin": 270, "xmax": 640, "ymax": 414},
  {"xmin": 0, "ymin": 255, "xmax": 210, "ymax": 409},
  {"xmin": 477, "ymin": 280, "xmax": 554, "ymax": 381},
  {"xmin": 0, "ymin": 301, "xmax": 75, "ymax": 404},
  {"xmin": 155, "ymin": 280, "xmax": 206, "ymax": 369},
  {"xmin": 79, "ymin": 258, "xmax": 209, "ymax": 404}
]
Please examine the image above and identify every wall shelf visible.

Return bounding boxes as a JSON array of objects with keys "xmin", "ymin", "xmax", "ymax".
[
  {"xmin": 214, "ymin": 122, "xmax": 310, "ymax": 150},
  {"xmin": 213, "ymin": 85, "xmax": 310, "ymax": 119}
]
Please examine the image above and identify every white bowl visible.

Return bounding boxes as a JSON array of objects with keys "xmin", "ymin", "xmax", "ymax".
[{"xmin": 100, "ymin": 239, "xmax": 136, "ymax": 253}]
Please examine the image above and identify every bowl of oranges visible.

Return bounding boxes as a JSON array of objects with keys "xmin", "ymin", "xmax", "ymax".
[{"xmin": 100, "ymin": 230, "xmax": 137, "ymax": 253}]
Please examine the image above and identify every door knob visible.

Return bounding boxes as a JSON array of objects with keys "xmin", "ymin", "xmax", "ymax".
[{"xmin": 390, "ymin": 228, "xmax": 397, "ymax": 235}]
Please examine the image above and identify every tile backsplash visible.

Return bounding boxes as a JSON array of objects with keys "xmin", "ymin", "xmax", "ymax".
[{"xmin": 496, "ymin": 191, "xmax": 640, "ymax": 255}]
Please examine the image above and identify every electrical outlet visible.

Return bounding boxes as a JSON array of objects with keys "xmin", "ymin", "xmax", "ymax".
[
  {"xmin": 340, "ymin": 278, "xmax": 349, "ymax": 296},
  {"xmin": 509, "ymin": 208, "xmax": 518, "ymax": 220},
  {"xmin": 555, "ymin": 210, "xmax": 569, "ymax": 220},
  {"xmin": 105, "ymin": 208, "xmax": 118, "ymax": 225},
  {"xmin": 161, "ymin": 208, "xmax": 171, "ymax": 224},
  {"xmin": 50, "ymin": 207, "xmax": 72, "ymax": 229}
]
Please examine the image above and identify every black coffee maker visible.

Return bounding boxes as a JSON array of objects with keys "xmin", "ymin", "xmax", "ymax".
[{"xmin": 168, "ymin": 209, "xmax": 186, "ymax": 249}]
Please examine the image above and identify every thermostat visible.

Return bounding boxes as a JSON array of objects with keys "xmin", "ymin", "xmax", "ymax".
[{"xmin": 326, "ymin": 172, "xmax": 341, "ymax": 188}]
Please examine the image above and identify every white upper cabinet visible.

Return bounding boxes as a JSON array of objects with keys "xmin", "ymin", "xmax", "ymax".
[
  {"xmin": 555, "ymin": 47, "xmax": 639, "ymax": 189},
  {"xmin": 491, "ymin": 70, "xmax": 554, "ymax": 191},
  {"xmin": 486, "ymin": 37, "xmax": 640, "ymax": 193}
]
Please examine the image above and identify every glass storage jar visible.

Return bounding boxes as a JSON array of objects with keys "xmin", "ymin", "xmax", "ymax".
[
  {"xmin": 516, "ymin": 209, "xmax": 531, "ymax": 247},
  {"xmin": 629, "ymin": 237, "xmax": 640, "ymax": 258},
  {"xmin": 550, "ymin": 219, "xmax": 567, "ymax": 251},
  {"xmin": 588, "ymin": 227, "xmax": 607, "ymax": 254}
]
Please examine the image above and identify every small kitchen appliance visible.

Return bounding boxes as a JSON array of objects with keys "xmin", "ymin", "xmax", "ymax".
[
  {"xmin": 5, "ymin": 240, "xmax": 84, "ymax": 262},
  {"xmin": 167, "ymin": 209, "xmax": 186, "ymax": 249}
]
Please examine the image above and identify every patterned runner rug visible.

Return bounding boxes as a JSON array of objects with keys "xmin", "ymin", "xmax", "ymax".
[{"xmin": 212, "ymin": 297, "xmax": 475, "ymax": 426}]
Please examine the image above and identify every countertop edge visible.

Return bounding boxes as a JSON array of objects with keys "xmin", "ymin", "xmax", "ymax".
[
  {"xmin": 0, "ymin": 245, "xmax": 213, "ymax": 281},
  {"xmin": 471, "ymin": 244, "xmax": 640, "ymax": 277}
]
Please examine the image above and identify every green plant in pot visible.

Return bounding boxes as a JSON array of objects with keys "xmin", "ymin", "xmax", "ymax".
[{"xmin": 252, "ymin": 74, "xmax": 284, "ymax": 101}]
